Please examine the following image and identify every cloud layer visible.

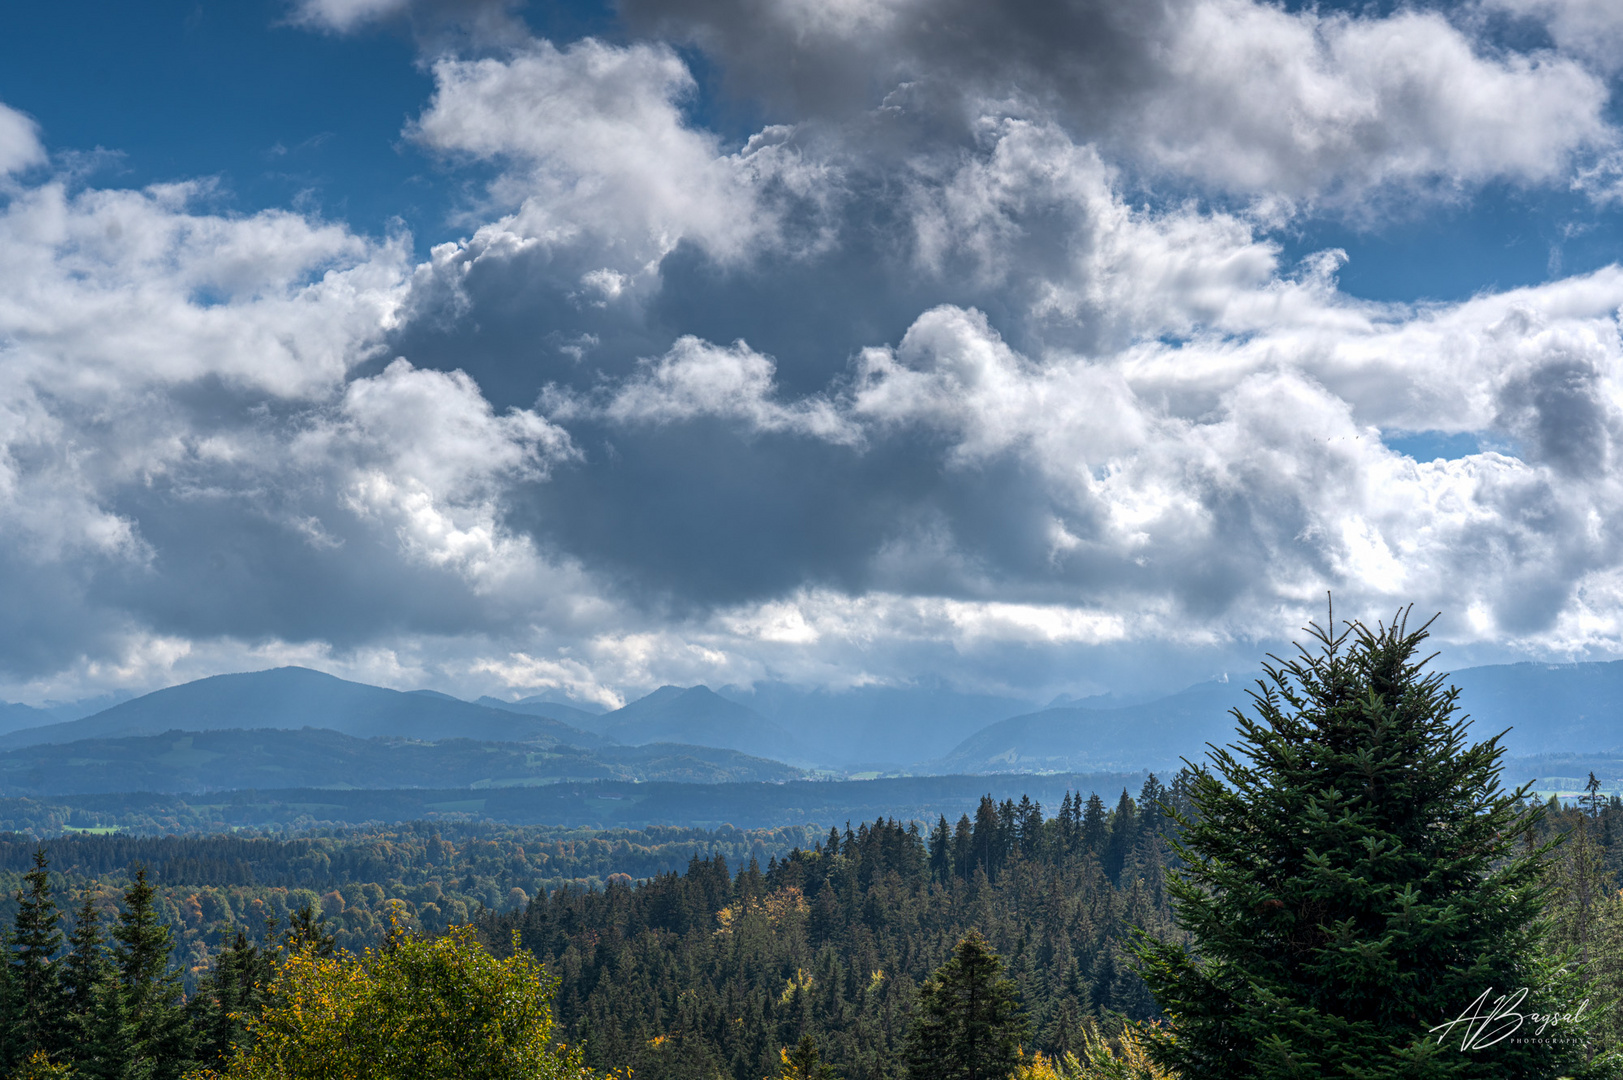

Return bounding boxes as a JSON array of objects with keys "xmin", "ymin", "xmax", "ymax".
[{"xmin": 3, "ymin": 0, "xmax": 1623, "ymax": 704}]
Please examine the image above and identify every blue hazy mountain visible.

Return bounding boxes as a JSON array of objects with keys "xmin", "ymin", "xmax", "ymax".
[
  {"xmin": 932, "ymin": 678, "xmax": 1254, "ymax": 773},
  {"xmin": 933, "ymin": 659, "xmax": 1623, "ymax": 774},
  {"xmin": 593, "ymin": 686, "xmax": 812, "ymax": 764},
  {"xmin": 0, "ymin": 692, "xmax": 134, "ymax": 738},
  {"xmin": 719, "ymin": 681, "xmax": 1038, "ymax": 767},
  {"xmin": 0, "ymin": 668, "xmax": 607, "ymax": 751},
  {"xmin": 474, "ymin": 695, "xmax": 605, "ymax": 728},
  {"xmin": 1450, "ymin": 661, "xmax": 1623, "ymax": 754}
]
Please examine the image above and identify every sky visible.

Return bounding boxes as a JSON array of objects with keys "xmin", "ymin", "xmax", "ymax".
[{"xmin": 4, "ymin": 0, "xmax": 1623, "ymax": 709}]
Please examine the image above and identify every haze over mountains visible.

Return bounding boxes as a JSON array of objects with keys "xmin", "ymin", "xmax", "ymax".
[{"xmin": 0, "ymin": 659, "xmax": 1619, "ymax": 798}]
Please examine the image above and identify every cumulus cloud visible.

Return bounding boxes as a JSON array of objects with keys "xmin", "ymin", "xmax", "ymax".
[
  {"xmin": 0, "ymin": 170, "xmax": 604, "ymax": 692},
  {"xmin": 0, "ymin": 103, "xmax": 44, "ymax": 178},
  {"xmin": 409, "ymin": 39, "xmax": 832, "ymax": 280},
  {"xmin": 624, "ymin": 0, "xmax": 1612, "ymax": 206},
  {"xmin": 9, "ymin": 3, "xmax": 1623, "ymax": 706}
]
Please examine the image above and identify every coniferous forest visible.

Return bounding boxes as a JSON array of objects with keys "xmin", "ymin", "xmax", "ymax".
[{"xmin": 5, "ymin": 618, "xmax": 1623, "ymax": 1078}]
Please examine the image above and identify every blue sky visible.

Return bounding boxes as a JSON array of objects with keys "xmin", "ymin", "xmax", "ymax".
[{"xmin": 4, "ymin": 0, "xmax": 1623, "ymax": 707}]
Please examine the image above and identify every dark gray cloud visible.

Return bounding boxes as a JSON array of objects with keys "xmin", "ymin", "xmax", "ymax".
[{"xmin": 1496, "ymin": 352, "xmax": 1620, "ymax": 478}]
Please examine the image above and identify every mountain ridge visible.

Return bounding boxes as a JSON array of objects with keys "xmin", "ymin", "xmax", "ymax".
[{"xmin": 0, "ymin": 668, "xmax": 607, "ymax": 751}]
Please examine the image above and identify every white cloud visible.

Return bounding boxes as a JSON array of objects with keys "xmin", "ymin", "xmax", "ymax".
[
  {"xmin": 289, "ymin": 0, "xmax": 410, "ymax": 33},
  {"xmin": 0, "ymin": 103, "xmax": 45, "ymax": 178},
  {"xmin": 1134, "ymin": 2, "xmax": 1610, "ymax": 204},
  {"xmin": 409, "ymin": 38, "xmax": 831, "ymax": 284},
  {"xmin": 625, "ymin": 0, "xmax": 1613, "ymax": 209},
  {"xmin": 306, "ymin": 358, "xmax": 578, "ymax": 586},
  {"xmin": 588, "ymin": 336, "xmax": 860, "ymax": 443}
]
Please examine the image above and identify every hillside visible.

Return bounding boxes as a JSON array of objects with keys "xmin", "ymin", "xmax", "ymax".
[
  {"xmin": 0, "ymin": 668, "xmax": 606, "ymax": 751},
  {"xmin": 594, "ymin": 685, "xmax": 811, "ymax": 763},
  {"xmin": 720, "ymin": 681, "xmax": 1037, "ymax": 766},
  {"xmin": 474, "ymin": 695, "xmax": 604, "ymax": 728},
  {"xmin": 0, "ymin": 727, "xmax": 802, "ymax": 796},
  {"xmin": 933, "ymin": 678, "xmax": 1252, "ymax": 773},
  {"xmin": 1452, "ymin": 660, "xmax": 1623, "ymax": 754}
]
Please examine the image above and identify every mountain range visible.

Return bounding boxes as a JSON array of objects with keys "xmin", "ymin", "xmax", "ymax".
[
  {"xmin": 0, "ymin": 668, "xmax": 607, "ymax": 751},
  {"xmin": 0, "ymin": 658, "xmax": 1620, "ymax": 789}
]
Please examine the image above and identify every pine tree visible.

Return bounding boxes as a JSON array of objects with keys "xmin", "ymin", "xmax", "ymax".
[
  {"xmin": 280, "ymin": 904, "xmax": 336, "ymax": 959},
  {"xmin": 930, "ymin": 816, "xmax": 954, "ymax": 883},
  {"xmin": 1134, "ymin": 610, "xmax": 1610, "ymax": 1078},
  {"xmin": 0, "ymin": 922, "xmax": 18, "ymax": 1072},
  {"xmin": 1080, "ymin": 795, "xmax": 1106, "ymax": 860},
  {"xmin": 10, "ymin": 847, "xmax": 69, "ymax": 1067},
  {"xmin": 109, "ymin": 867, "xmax": 191, "ymax": 1080},
  {"xmin": 189, "ymin": 931, "xmax": 275, "ymax": 1071},
  {"xmin": 1546, "ymin": 807, "xmax": 1623, "ymax": 1057},
  {"xmin": 63, "ymin": 894, "xmax": 107, "ymax": 1022},
  {"xmin": 776, "ymin": 1034, "xmax": 838, "ymax": 1080},
  {"xmin": 1101, "ymin": 792, "xmax": 1136, "ymax": 885},
  {"xmin": 904, "ymin": 930, "xmax": 1026, "ymax": 1080}
]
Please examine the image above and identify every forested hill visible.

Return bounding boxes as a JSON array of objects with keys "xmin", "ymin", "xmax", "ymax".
[
  {"xmin": 0, "ymin": 727, "xmax": 803, "ymax": 796},
  {"xmin": 481, "ymin": 775, "xmax": 1196, "ymax": 1080}
]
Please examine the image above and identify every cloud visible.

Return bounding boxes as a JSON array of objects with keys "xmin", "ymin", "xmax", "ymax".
[
  {"xmin": 287, "ymin": 0, "xmax": 530, "ymax": 49},
  {"xmin": 0, "ymin": 172, "xmax": 604, "ymax": 689},
  {"xmin": 623, "ymin": 0, "xmax": 1612, "ymax": 207},
  {"xmin": 579, "ymin": 336, "xmax": 859, "ymax": 443},
  {"xmin": 290, "ymin": 0, "xmax": 410, "ymax": 32},
  {"xmin": 0, "ymin": 103, "xmax": 45, "ymax": 178},
  {"xmin": 408, "ymin": 39, "xmax": 832, "ymax": 277},
  {"xmin": 9, "ymin": 9, "xmax": 1623, "ymax": 707},
  {"xmin": 1485, "ymin": 0, "xmax": 1623, "ymax": 74}
]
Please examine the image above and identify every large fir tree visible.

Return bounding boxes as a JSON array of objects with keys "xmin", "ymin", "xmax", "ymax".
[
  {"xmin": 904, "ymin": 931, "xmax": 1025, "ymax": 1080},
  {"xmin": 1134, "ymin": 610, "xmax": 1610, "ymax": 1078},
  {"xmin": 8, "ymin": 848, "xmax": 69, "ymax": 1069},
  {"xmin": 109, "ymin": 866, "xmax": 192, "ymax": 1080}
]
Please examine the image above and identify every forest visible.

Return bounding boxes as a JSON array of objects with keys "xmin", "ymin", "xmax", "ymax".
[
  {"xmin": 6, "ymin": 780, "xmax": 1623, "ymax": 1078},
  {"xmin": 5, "ymin": 621, "xmax": 1623, "ymax": 1078}
]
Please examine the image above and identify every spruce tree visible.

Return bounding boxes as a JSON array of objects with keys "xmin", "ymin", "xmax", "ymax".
[
  {"xmin": 1134, "ymin": 610, "xmax": 1609, "ymax": 1078},
  {"xmin": 777, "ymin": 1034, "xmax": 838, "ymax": 1080},
  {"xmin": 63, "ymin": 892, "xmax": 110, "ymax": 1032},
  {"xmin": 109, "ymin": 867, "xmax": 191, "ymax": 1080},
  {"xmin": 904, "ymin": 930, "xmax": 1025, "ymax": 1080},
  {"xmin": 0, "ymin": 923, "xmax": 18, "ymax": 1072},
  {"xmin": 10, "ymin": 848, "xmax": 69, "ymax": 1068}
]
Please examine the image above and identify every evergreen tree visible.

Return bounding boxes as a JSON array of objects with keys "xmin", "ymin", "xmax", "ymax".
[
  {"xmin": 904, "ymin": 931, "xmax": 1026, "ymax": 1080},
  {"xmin": 188, "ymin": 931, "xmax": 275, "ymax": 1072},
  {"xmin": 59, "ymin": 891, "xmax": 119, "ymax": 1080},
  {"xmin": 109, "ymin": 867, "xmax": 191, "ymax": 1080},
  {"xmin": 1135, "ymin": 610, "xmax": 1609, "ymax": 1078},
  {"xmin": 1079, "ymin": 796, "xmax": 1106, "ymax": 860},
  {"xmin": 0, "ymin": 923, "xmax": 17, "ymax": 1072},
  {"xmin": 930, "ymin": 817, "xmax": 954, "ymax": 883},
  {"xmin": 280, "ymin": 904, "xmax": 336, "ymax": 959},
  {"xmin": 1546, "ymin": 806, "xmax": 1623, "ymax": 1057},
  {"xmin": 63, "ymin": 893, "xmax": 109, "ymax": 1027},
  {"xmin": 775, "ymin": 1034, "xmax": 838, "ymax": 1080},
  {"xmin": 1100, "ymin": 792, "xmax": 1135, "ymax": 885},
  {"xmin": 10, "ymin": 848, "xmax": 69, "ymax": 1068}
]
